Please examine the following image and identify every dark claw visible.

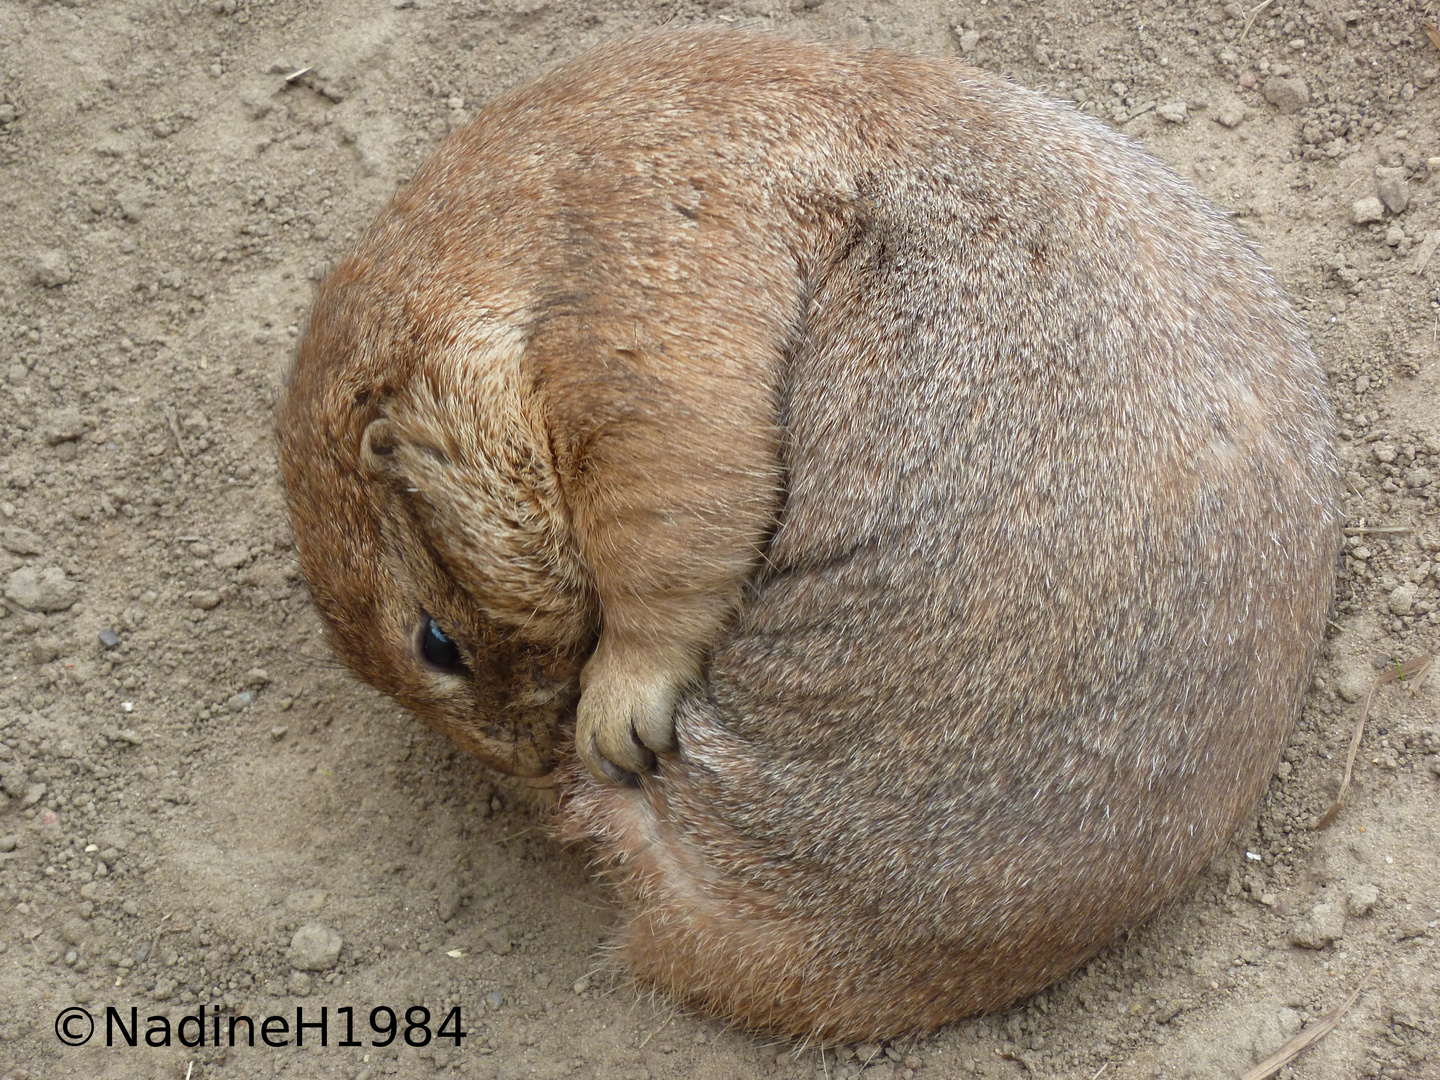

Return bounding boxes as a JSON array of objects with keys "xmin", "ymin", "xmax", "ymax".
[
  {"xmin": 598, "ymin": 754, "xmax": 642, "ymax": 788},
  {"xmin": 629, "ymin": 729, "xmax": 657, "ymax": 775},
  {"xmin": 588, "ymin": 733, "xmax": 646, "ymax": 787}
]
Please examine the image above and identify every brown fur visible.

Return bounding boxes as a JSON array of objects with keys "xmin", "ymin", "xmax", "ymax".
[{"xmin": 277, "ymin": 29, "xmax": 1339, "ymax": 1040}]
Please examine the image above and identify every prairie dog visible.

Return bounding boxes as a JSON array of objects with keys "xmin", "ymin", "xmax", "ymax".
[{"xmin": 278, "ymin": 29, "xmax": 1339, "ymax": 1038}]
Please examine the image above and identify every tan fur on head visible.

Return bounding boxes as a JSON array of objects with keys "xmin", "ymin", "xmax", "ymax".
[
  {"xmin": 279, "ymin": 263, "xmax": 596, "ymax": 776},
  {"xmin": 361, "ymin": 318, "xmax": 594, "ymax": 646},
  {"xmin": 280, "ymin": 28, "xmax": 1339, "ymax": 1040}
]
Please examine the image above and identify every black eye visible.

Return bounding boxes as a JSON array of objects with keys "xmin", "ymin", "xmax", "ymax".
[{"xmin": 420, "ymin": 617, "xmax": 467, "ymax": 674}]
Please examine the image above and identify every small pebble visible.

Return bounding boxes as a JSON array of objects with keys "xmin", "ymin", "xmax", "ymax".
[
  {"xmin": 1215, "ymin": 104, "xmax": 1246, "ymax": 128},
  {"xmin": 1389, "ymin": 582, "xmax": 1418, "ymax": 615},
  {"xmin": 1378, "ymin": 176, "xmax": 1410, "ymax": 215},
  {"xmin": 1289, "ymin": 901, "xmax": 1346, "ymax": 948},
  {"xmin": 1345, "ymin": 884, "xmax": 1378, "ymax": 917},
  {"xmin": 98, "ymin": 628, "xmax": 121, "ymax": 649},
  {"xmin": 30, "ymin": 248, "xmax": 73, "ymax": 287},
  {"xmin": 239, "ymin": 87, "xmax": 274, "ymax": 120},
  {"xmin": 0, "ymin": 835, "xmax": 16, "ymax": 853},
  {"xmin": 856, "ymin": 1043, "xmax": 884, "ymax": 1064},
  {"xmin": 4, "ymin": 566, "xmax": 80, "ymax": 613},
  {"xmin": 437, "ymin": 881, "xmax": 461, "ymax": 922},
  {"xmin": 1, "ymin": 526, "xmax": 43, "ymax": 555},
  {"xmin": 42, "ymin": 408, "xmax": 87, "ymax": 445},
  {"xmin": 286, "ymin": 923, "xmax": 343, "ymax": 970},
  {"xmin": 1352, "ymin": 197, "xmax": 1385, "ymax": 225},
  {"xmin": 1156, "ymin": 100, "xmax": 1188, "ymax": 124},
  {"xmin": 269, "ymin": 725, "xmax": 288, "ymax": 739},
  {"xmin": 1, "ymin": 763, "xmax": 28, "ymax": 798},
  {"xmin": 1263, "ymin": 76, "xmax": 1309, "ymax": 113},
  {"xmin": 212, "ymin": 544, "xmax": 249, "ymax": 570},
  {"xmin": 190, "ymin": 590, "xmax": 222, "ymax": 611}
]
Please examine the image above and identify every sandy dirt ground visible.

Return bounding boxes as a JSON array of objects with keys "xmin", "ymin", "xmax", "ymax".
[{"xmin": 1, "ymin": 1, "xmax": 1438, "ymax": 1078}]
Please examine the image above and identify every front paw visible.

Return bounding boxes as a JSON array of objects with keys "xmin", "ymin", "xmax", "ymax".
[{"xmin": 576, "ymin": 653, "xmax": 683, "ymax": 783}]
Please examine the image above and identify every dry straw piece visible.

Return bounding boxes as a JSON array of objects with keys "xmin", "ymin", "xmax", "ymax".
[
  {"xmin": 1238, "ymin": 971, "xmax": 1374, "ymax": 1080},
  {"xmin": 1316, "ymin": 653, "xmax": 1432, "ymax": 830}
]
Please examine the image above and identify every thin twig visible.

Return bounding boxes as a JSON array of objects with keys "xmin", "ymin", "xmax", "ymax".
[
  {"xmin": 162, "ymin": 405, "xmax": 189, "ymax": 462},
  {"xmin": 1342, "ymin": 526, "xmax": 1412, "ymax": 536},
  {"xmin": 147, "ymin": 911, "xmax": 174, "ymax": 957},
  {"xmin": 1240, "ymin": 0, "xmax": 1278, "ymax": 41},
  {"xmin": 1238, "ymin": 970, "xmax": 1374, "ymax": 1080},
  {"xmin": 1317, "ymin": 653, "xmax": 1432, "ymax": 829}
]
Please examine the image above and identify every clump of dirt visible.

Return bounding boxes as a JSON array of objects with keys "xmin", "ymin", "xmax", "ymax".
[{"xmin": 1, "ymin": 2, "xmax": 1437, "ymax": 1078}]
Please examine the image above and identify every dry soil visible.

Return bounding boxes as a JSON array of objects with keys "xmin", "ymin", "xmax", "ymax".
[{"xmin": 1, "ymin": 1, "xmax": 1438, "ymax": 1079}]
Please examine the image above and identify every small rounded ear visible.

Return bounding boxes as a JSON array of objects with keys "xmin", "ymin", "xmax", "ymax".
[{"xmin": 360, "ymin": 417, "xmax": 400, "ymax": 478}]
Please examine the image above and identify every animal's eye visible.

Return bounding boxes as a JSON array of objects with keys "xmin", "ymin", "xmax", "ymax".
[{"xmin": 419, "ymin": 616, "xmax": 467, "ymax": 674}]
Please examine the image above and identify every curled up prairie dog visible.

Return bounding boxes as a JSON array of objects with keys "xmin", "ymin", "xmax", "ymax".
[{"xmin": 278, "ymin": 29, "xmax": 1339, "ymax": 1039}]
